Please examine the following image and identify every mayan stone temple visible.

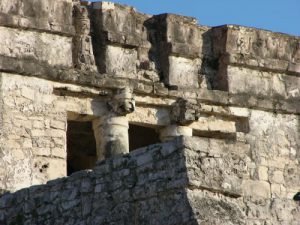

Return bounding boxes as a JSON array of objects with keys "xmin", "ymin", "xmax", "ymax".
[{"xmin": 0, "ymin": 0, "xmax": 299, "ymax": 224}]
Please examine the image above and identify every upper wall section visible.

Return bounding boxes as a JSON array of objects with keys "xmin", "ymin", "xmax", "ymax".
[
  {"xmin": 90, "ymin": 2, "xmax": 206, "ymax": 88},
  {"xmin": 0, "ymin": 26, "xmax": 72, "ymax": 67},
  {"xmin": 212, "ymin": 25, "xmax": 300, "ymax": 92},
  {"xmin": 212, "ymin": 25, "xmax": 300, "ymax": 72},
  {"xmin": 0, "ymin": 0, "xmax": 74, "ymax": 35},
  {"xmin": 0, "ymin": 0, "xmax": 298, "ymax": 113},
  {"xmin": 0, "ymin": 0, "xmax": 74, "ymax": 72}
]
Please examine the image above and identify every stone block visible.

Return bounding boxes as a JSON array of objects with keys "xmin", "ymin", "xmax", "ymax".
[
  {"xmin": 257, "ymin": 166, "xmax": 268, "ymax": 181},
  {"xmin": 91, "ymin": 2, "xmax": 152, "ymax": 77},
  {"xmin": 10, "ymin": 158, "xmax": 32, "ymax": 191},
  {"xmin": 31, "ymin": 129, "xmax": 45, "ymax": 137},
  {"xmin": 272, "ymin": 75, "xmax": 287, "ymax": 97},
  {"xmin": 285, "ymin": 75, "xmax": 300, "ymax": 98},
  {"xmin": 33, "ymin": 148, "xmax": 51, "ymax": 157},
  {"xmin": 284, "ymin": 163, "xmax": 300, "ymax": 188},
  {"xmin": 103, "ymin": 45, "xmax": 137, "ymax": 77},
  {"xmin": 92, "ymin": 2, "xmax": 148, "ymax": 47},
  {"xmin": 33, "ymin": 157, "xmax": 66, "ymax": 181},
  {"xmin": 183, "ymin": 138, "xmax": 247, "ymax": 196},
  {"xmin": 21, "ymin": 86, "xmax": 35, "ymax": 101},
  {"xmin": 148, "ymin": 14, "xmax": 202, "ymax": 88},
  {"xmin": 242, "ymin": 180, "xmax": 271, "ymax": 199},
  {"xmin": 0, "ymin": 0, "xmax": 73, "ymax": 34},
  {"xmin": 48, "ymin": 129, "xmax": 66, "ymax": 138},
  {"xmin": 167, "ymin": 56, "xmax": 200, "ymax": 88},
  {"xmin": 153, "ymin": 13, "xmax": 201, "ymax": 58},
  {"xmin": 50, "ymin": 120, "xmax": 66, "ymax": 130},
  {"xmin": 227, "ymin": 66, "xmax": 272, "ymax": 96},
  {"xmin": 0, "ymin": 27, "xmax": 72, "ymax": 68},
  {"xmin": 23, "ymin": 139, "xmax": 33, "ymax": 148},
  {"xmin": 11, "ymin": 149, "xmax": 25, "ymax": 161},
  {"xmin": 271, "ymin": 183, "xmax": 286, "ymax": 198},
  {"xmin": 33, "ymin": 121, "xmax": 44, "ymax": 129},
  {"xmin": 212, "ymin": 26, "xmax": 300, "ymax": 92},
  {"xmin": 187, "ymin": 190, "xmax": 246, "ymax": 224},
  {"xmin": 269, "ymin": 170, "xmax": 284, "ymax": 184}
]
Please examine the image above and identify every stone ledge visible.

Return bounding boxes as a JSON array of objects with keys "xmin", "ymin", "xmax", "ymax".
[
  {"xmin": 91, "ymin": 1, "xmax": 150, "ymax": 48},
  {"xmin": 151, "ymin": 13, "xmax": 201, "ymax": 59},
  {"xmin": 0, "ymin": 12, "xmax": 75, "ymax": 36},
  {"xmin": 222, "ymin": 53, "xmax": 300, "ymax": 76},
  {"xmin": 0, "ymin": 26, "xmax": 73, "ymax": 68},
  {"xmin": 0, "ymin": 56, "xmax": 298, "ymax": 115},
  {"xmin": 212, "ymin": 25, "xmax": 300, "ymax": 77},
  {"xmin": 0, "ymin": 0, "xmax": 74, "ymax": 36}
]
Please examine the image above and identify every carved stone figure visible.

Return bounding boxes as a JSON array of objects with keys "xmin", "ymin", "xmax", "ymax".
[
  {"xmin": 73, "ymin": 3, "xmax": 97, "ymax": 71},
  {"xmin": 170, "ymin": 98, "xmax": 200, "ymax": 125},
  {"xmin": 107, "ymin": 87, "xmax": 135, "ymax": 115}
]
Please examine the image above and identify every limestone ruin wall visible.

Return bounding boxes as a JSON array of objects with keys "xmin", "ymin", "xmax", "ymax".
[{"xmin": 0, "ymin": 0, "xmax": 299, "ymax": 224}]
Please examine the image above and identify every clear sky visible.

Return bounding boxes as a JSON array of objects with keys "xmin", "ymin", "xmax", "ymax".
[{"xmin": 90, "ymin": 0, "xmax": 300, "ymax": 37}]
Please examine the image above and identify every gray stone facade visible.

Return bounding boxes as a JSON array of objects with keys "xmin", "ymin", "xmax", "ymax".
[{"xmin": 0, "ymin": 1, "xmax": 299, "ymax": 224}]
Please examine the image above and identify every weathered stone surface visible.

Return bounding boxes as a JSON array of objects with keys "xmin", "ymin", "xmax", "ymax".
[
  {"xmin": 0, "ymin": 0, "xmax": 73, "ymax": 35},
  {"xmin": 167, "ymin": 56, "xmax": 200, "ymax": 88},
  {"xmin": 187, "ymin": 190, "xmax": 246, "ymax": 225},
  {"xmin": 170, "ymin": 98, "xmax": 200, "ymax": 125},
  {"xmin": 152, "ymin": 13, "xmax": 202, "ymax": 58},
  {"xmin": 0, "ymin": 1, "xmax": 299, "ymax": 225},
  {"xmin": 212, "ymin": 25, "xmax": 300, "ymax": 93},
  {"xmin": 0, "ymin": 26, "xmax": 72, "ymax": 68},
  {"xmin": 73, "ymin": 2, "xmax": 97, "ymax": 71},
  {"xmin": 92, "ymin": 1, "xmax": 148, "ymax": 47},
  {"xmin": 148, "ymin": 14, "xmax": 202, "ymax": 88},
  {"xmin": 0, "ymin": 137, "xmax": 250, "ymax": 224},
  {"xmin": 212, "ymin": 25, "xmax": 300, "ymax": 66},
  {"xmin": 104, "ymin": 45, "xmax": 137, "ymax": 77}
]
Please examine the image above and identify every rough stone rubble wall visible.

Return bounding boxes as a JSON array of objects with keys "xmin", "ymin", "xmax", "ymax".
[
  {"xmin": 0, "ymin": 137, "xmax": 248, "ymax": 225},
  {"xmin": 0, "ymin": 137, "xmax": 298, "ymax": 225},
  {"xmin": 0, "ymin": 0, "xmax": 299, "ymax": 224}
]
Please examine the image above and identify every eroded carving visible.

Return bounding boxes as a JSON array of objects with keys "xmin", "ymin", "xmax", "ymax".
[
  {"xmin": 73, "ymin": 3, "xmax": 96, "ymax": 71},
  {"xmin": 107, "ymin": 87, "xmax": 135, "ymax": 115},
  {"xmin": 171, "ymin": 98, "xmax": 200, "ymax": 125}
]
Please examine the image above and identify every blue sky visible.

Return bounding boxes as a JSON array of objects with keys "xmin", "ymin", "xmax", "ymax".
[{"xmin": 91, "ymin": 0, "xmax": 300, "ymax": 36}]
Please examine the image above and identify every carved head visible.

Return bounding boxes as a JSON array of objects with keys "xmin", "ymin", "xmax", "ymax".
[
  {"xmin": 171, "ymin": 98, "xmax": 200, "ymax": 125},
  {"xmin": 107, "ymin": 87, "xmax": 135, "ymax": 115},
  {"xmin": 74, "ymin": 4, "xmax": 90, "ymax": 35}
]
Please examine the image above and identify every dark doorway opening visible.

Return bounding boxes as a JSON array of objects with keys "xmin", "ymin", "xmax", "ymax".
[
  {"xmin": 129, "ymin": 124, "xmax": 160, "ymax": 151},
  {"xmin": 67, "ymin": 120, "xmax": 97, "ymax": 175}
]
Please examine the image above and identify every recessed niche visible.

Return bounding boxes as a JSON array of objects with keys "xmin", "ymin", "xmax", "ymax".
[
  {"xmin": 129, "ymin": 124, "xmax": 160, "ymax": 151},
  {"xmin": 67, "ymin": 120, "xmax": 97, "ymax": 175}
]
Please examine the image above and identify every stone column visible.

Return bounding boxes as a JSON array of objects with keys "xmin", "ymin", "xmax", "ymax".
[
  {"xmin": 159, "ymin": 125, "xmax": 192, "ymax": 142},
  {"xmin": 93, "ymin": 116, "xmax": 129, "ymax": 160},
  {"xmin": 159, "ymin": 98, "xmax": 199, "ymax": 142},
  {"xmin": 93, "ymin": 87, "xmax": 135, "ymax": 160}
]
